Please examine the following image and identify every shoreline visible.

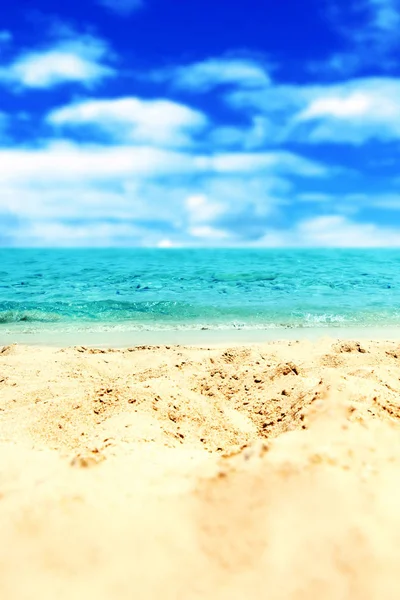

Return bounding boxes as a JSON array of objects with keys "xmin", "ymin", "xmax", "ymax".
[{"xmin": 2, "ymin": 325, "xmax": 400, "ymax": 347}]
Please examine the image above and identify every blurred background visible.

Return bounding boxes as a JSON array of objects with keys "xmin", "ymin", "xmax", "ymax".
[{"xmin": 0, "ymin": 0, "xmax": 399, "ymax": 247}]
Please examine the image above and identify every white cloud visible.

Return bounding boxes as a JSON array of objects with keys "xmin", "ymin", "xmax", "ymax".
[
  {"xmin": 97, "ymin": 0, "xmax": 144, "ymax": 15},
  {"xmin": 9, "ymin": 214, "xmax": 400, "ymax": 248},
  {"xmin": 185, "ymin": 194, "xmax": 226, "ymax": 224},
  {"xmin": 0, "ymin": 142, "xmax": 326, "ymax": 186},
  {"xmin": 12, "ymin": 220, "xmax": 148, "ymax": 247},
  {"xmin": 295, "ymin": 79, "xmax": 400, "ymax": 143},
  {"xmin": 298, "ymin": 215, "xmax": 400, "ymax": 247},
  {"xmin": 0, "ymin": 138, "xmax": 331, "ymax": 246},
  {"xmin": 0, "ymin": 142, "xmax": 199, "ymax": 187},
  {"xmin": 299, "ymin": 93, "xmax": 372, "ymax": 119},
  {"xmin": 153, "ymin": 57, "xmax": 270, "ymax": 92},
  {"xmin": 49, "ymin": 93, "xmax": 344, "ymax": 156},
  {"xmin": 227, "ymin": 76, "xmax": 400, "ymax": 144},
  {"xmin": 181, "ymin": 176, "xmax": 289, "ymax": 244},
  {"xmin": 0, "ymin": 35, "xmax": 114, "ymax": 89},
  {"xmin": 256, "ymin": 216, "xmax": 400, "ymax": 247},
  {"xmin": 188, "ymin": 225, "xmax": 230, "ymax": 240},
  {"xmin": 204, "ymin": 151, "xmax": 328, "ymax": 176},
  {"xmin": 157, "ymin": 238, "xmax": 178, "ymax": 248},
  {"xmin": 48, "ymin": 97, "xmax": 207, "ymax": 146}
]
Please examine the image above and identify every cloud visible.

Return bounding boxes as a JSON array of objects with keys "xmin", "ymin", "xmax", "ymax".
[
  {"xmin": 47, "ymin": 97, "xmax": 208, "ymax": 147},
  {"xmin": 227, "ymin": 76, "xmax": 400, "ymax": 144},
  {"xmin": 226, "ymin": 81, "xmax": 311, "ymax": 145},
  {"xmin": 188, "ymin": 225, "xmax": 231, "ymax": 241},
  {"xmin": 297, "ymin": 191, "xmax": 400, "ymax": 211},
  {"xmin": 0, "ymin": 142, "xmax": 326, "ymax": 190},
  {"xmin": 0, "ymin": 14, "xmax": 397, "ymax": 248},
  {"xmin": 0, "ymin": 142, "xmax": 200, "ymax": 186},
  {"xmin": 152, "ymin": 57, "xmax": 270, "ymax": 92},
  {"xmin": 294, "ymin": 78, "xmax": 400, "ymax": 143},
  {"xmin": 209, "ymin": 116, "xmax": 273, "ymax": 150},
  {"xmin": 297, "ymin": 215, "xmax": 400, "ymax": 247},
  {"xmin": 0, "ymin": 139, "xmax": 332, "ymax": 246},
  {"xmin": 96, "ymin": 0, "xmax": 144, "ymax": 16},
  {"xmin": 345, "ymin": 0, "xmax": 400, "ymax": 45},
  {"xmin": 182, "ymin": 175, "xmax": 292, "ymax": 243},
  {"xmin": 8, "ymin": 213, "xmax": 400, "ymax": 248},
  {"xmin": 319, "ymin": 0, "xmax": 400, "ymax": 73},
  {"xmin": 204, "ymin": 152, "xmax": 327, "ymax": 176},
  {"xmin": 256, "ymin": 216, "xmax": 400, "ymax": 247},
  {"xmin": 0, "ymin": 38, "xmax": 394, "ymax": 248},
  {"xmin": 10, "ymin": 219, "xmax": 153, "ymax": 247},
  {"xmin": 148, "ymin": 56, "xmax": 400, "ymax": 148},
  {"xmin": 185, "ymin": 194, "xmax": 226, "ymax": 224},
  {"xmin": 0, "ymin": 34, "xmax": 114, "ymax": 89}
]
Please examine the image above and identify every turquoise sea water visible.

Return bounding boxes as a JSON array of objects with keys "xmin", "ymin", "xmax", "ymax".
[{"xmin": 1, "ymin": 249, "xmax": 400, "ymax": 340}]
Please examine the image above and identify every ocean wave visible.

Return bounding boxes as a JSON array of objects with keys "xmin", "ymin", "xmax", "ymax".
[
  {"xmin": 0, "ymin": 309, "xmax": 63, "ymax": 323},
  {"xmin": 0, "ymin": 300, "xmax": 230, "ymax": 323},
  {"xmin": 1, "ymin": 246, "xmax": 400, "ymax": 332},
  {"xmin": 1, "ymin": 299, "xmax": 400, "ymax": 330},
  {"xmin": 304, "ymin": 313, "xmax": 348, "ymax": 325},
  {"xmin": 2, "ymin": 314, "xmax": 400, "ymax": 334}
]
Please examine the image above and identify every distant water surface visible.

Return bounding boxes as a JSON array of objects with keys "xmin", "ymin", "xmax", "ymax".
[{"xmin": 1, "ymin": 249, "xmax": 400, "ymax": 338}]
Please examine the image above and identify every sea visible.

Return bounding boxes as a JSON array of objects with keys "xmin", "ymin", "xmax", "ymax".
[{"xmin": 1, "ymin": 248, "xmax": 400, "ymax": 345}]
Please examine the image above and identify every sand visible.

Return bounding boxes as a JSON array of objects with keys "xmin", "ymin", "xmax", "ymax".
[{"xmin": 1, "ymin": 338, "xmax": 400, "ymax": 599}]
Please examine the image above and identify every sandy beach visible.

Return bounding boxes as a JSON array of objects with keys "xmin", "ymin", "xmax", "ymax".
[{"xmin": 1, "ymin": 338, "xmax": 400, "ymax": 599}]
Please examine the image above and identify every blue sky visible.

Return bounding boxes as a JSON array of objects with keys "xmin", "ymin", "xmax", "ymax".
[{"xmin": 1, "ymin": 0, "xmax": 400, "ymax": 246}]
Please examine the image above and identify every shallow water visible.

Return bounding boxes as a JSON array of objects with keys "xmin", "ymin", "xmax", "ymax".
[{"xmin": 1, "ymin": 249, "xmax": 400, "ymax": 338}]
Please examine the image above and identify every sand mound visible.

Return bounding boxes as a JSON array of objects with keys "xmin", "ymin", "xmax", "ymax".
[{"xmin": 1, "ymin": 339, "xmax": 400, "ymax": 598}]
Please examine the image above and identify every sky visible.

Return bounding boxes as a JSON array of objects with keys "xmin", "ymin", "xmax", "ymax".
[{"xmin": 1, "ymin": 0, "xmax": 400, "ymax": 247}]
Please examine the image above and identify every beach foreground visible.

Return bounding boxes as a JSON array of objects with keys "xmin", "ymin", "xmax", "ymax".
[{"xmin": 1, "ymin": 339, "xmax": 400, "ymax": 599}]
